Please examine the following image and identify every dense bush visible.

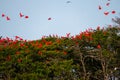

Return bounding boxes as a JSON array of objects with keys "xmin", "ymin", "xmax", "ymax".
[{"xmin": 0, "ymin": 26, "xmax": 120, "ymax": 80}]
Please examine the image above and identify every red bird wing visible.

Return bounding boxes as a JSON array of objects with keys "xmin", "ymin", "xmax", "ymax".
[
  {"xmin": 98, "ymin": 5, "xmax": 102, "ymax": 10},
  {"xmin": 48, "ymin": 17, "xmax": 51, "ymax": 20},
  {"xmin": 20, "ymin": 13, "xmax": 24, "ymax": 17},
  {"xmin": 6, "ymin": 16, "xmax": 10, "ymax": 20}
]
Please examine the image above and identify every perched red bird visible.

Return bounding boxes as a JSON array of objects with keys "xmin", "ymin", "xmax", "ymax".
[
  {"xmin": 104, "ymin": 11, "xmax": 109, "ymax": 15},
  {"xmin": 97, "ymin": 44, "xmax": 101, "ymax": 49},
  {"xmin": 19, "ymin": 12, "xmax": 24, "ymax": 17},
  {"xmin": 2, "ymin": 14, "xmax": 5, "ymax": 17},
  {"xmin": 111, "ymin": 10, "xmax": 116, "ymax": 14},
  {"xmin": 15, "ymin": 36, "xmax": 19, "ymax": 39},
  {"xmin": 25, "ymin": 16, "xmax": 29, "ymax": 19},
  {"xmin": 98, "ymin": 5, "xmax": 102, "ymax": 10},
  {"xmin": 48, "ymin": 17, "xmax": 51, "ymax": 20},
  {"xmin": 6, "ymin": 16, "xmax": 10, "ymax": 20}
]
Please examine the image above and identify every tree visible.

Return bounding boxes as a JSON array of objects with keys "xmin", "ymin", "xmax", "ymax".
[{"xmin": 112, "ymin": 15, "xmax": 120, "ymax": 26}]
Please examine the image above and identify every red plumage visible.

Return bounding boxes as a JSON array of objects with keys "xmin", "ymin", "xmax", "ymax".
[{"xmin": 6, "ymin": 16, "xmax": 10, "ymax": 20}]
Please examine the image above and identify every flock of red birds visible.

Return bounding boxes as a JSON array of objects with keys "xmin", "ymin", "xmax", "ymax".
[
  {"xmin": 1, "ymin": 12, "xmax": 52, "ymax": 21},
  {"xmin": 1, "ymin": 12, "xmax": 29, "ymax": 21},
  {"xmin": 2, "ymin": 13, "xmax": 10, "ymax": 21},
  {"xmin": 98, "ymin": 0, "xmax": 116, "ymax": 15},
  {"xmin": 1, "ymin": 0, "xmax": 116, "ymax": 21}
]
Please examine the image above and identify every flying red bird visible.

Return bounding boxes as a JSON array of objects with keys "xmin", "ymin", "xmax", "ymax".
[
  {"xmin": 2, "ymin": 14, "xmax": 5, "ymax": 17},
  {"xmin": 25, "ymin": 16, "xmax": 29, "ymax": 19},
  {"xmin": 48, "ymin": 17, "xmax": 51, "ymax": 20},
  {"xmin": 19, "ymin": 12, "xmax": 24, "ymax": 17},
  {"xmin": 6, "ymin": 16, "xmax": 10, "ymax": 20},
  {"xmin": 106, "ymin": 3, "xmax": 110, "ymax": 6},
  {"xmin": 111, "ymin": 10, "xmax": 116, "ymax": 14},
  {"xmin": 104, "ymin": 11, "xmax": 109, "ymax": 15},
  {"xmin": 98, "ymin": 5, "xmax": 102, "ymax": 10}
]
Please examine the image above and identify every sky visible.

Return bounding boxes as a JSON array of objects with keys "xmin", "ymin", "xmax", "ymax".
[{"xmin": 0, "ymin": 0, "xmax": 120, "ymax": 40}]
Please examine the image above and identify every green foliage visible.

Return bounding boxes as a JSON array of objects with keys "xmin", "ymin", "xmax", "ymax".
[{"xmin": 0, "ymin": 26, "xmax": 120, "ymax": 80}]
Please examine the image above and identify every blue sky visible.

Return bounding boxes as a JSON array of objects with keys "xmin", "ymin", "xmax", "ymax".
[{"xmin": 0, "ymin": 0, "xmax": 120, "ymax": 40}]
